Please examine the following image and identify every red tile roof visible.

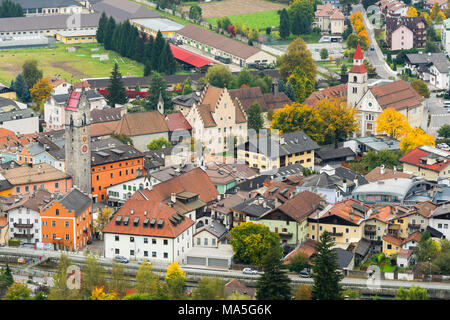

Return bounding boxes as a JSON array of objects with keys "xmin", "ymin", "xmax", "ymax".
[
  {"xmin": 283, "ymin": 239, "xmax": 317, "ymax": 264},
  {"xmin": 277, "ymin": 190, "xmax": 324, "ymax": 222},
  {"xmin": 382, "ymin": 234, "xmax": 403, "ymax": 246},
  {"xmin": 66, "ymin": 91, "xmax": 80, "ymax": 111},
  {"xmin": 322, "ymin": 199, "xmax": 371, "ymax": 224},
  {"xmin": 102, "ymin": 199, "xmax": 194, "ymax": 238},
  {"xmin": 369, "ymin": 80, "xmax": 423, "ymax": 111},
  {"xmin": 349, "ymin": 64, "xmax": 367, "ymax": 74},
  {"xmin": 403, "ymin": 231, "xmax": 421, "ymax": 244},
  {"xmin": 135, "ymin": 167, "xmax": 218, "ymax": 204},
  {"xmin": 165, "ymin": 112, "xmax": 192, "ymax": 132},
  {"xmin": 169, "ymin": 44, "xmax": 215, "ymax": 68},
  {"xmin": 366, "ymin": 206, "xmax": 392, "ymax": 223},
  {"xmin": 399, "ymin": 146, "xmax": 450, "ymax": 173},
  {"xmin": 365, "ymin": 166, "xmax": 413, "ymax": 182},
  {"xmin": 304, "ymin": 84, "xmax": 347, "ymax": 106}
]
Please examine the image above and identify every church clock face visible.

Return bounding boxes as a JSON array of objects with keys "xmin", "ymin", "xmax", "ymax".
[
  {"xmin": 82, "ymin": 135, "xmax": 88, "ymax": 143},
  {"xmin": 81, "ymin": 144, "xmax": 88, "ymax": 154}
]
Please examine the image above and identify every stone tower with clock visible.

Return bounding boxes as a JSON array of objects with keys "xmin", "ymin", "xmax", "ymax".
[{"xmin": 65, "ymin": 86, "xmax": 91, "ymax": 195}]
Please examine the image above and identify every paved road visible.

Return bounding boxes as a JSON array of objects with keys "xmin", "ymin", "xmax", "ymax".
[
  {"xmin": 424, "ymin": 97, "xmax": 450, "ymax": 137},
  {"xmin": 352, "ymin": 4, "xmax": 396, "ymax": 80}
]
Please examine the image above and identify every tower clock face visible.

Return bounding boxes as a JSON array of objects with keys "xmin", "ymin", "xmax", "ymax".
[
  {"xmin": 81, "ymin": 144, "xmax": 88, "ymax": 154},
  {"xmin": 82, "ymin": 135, "xmax": 88, "ymax": 143}
]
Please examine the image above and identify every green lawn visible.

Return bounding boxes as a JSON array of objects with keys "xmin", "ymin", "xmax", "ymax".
[
  {"xmin": 0, "ymin": 43, "xmax": 144, "ymax": 85},
  {"xmin": 206, "ymin": 10, "xmax": 280, "ymax": 30}
]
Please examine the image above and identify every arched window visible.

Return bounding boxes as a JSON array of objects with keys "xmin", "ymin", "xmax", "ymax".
[
  {"xmin": 353, "ymin": 76, "xmax": 357, "ymax": 82},
  {"xmin": 70, "ymin": 115, "xmax": 74, "ymax": 126}
]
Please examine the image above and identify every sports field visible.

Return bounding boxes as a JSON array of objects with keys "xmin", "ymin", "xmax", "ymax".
[
  {"xmin": 0, "ymin": 43, "xmax": 144, "ymax": 85},
  {"xmin": 206, "ymin": 10, "xmax": 281, "ymax": 30}
]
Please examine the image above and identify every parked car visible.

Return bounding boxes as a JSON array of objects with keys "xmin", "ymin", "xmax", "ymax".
[
  {"xmin": 242, "ymin": 267, "xmax": 258, "ymax": 275},
  {"xmin": 114, "ymin": 255, "xmax": 129, "ymax": 263},
  {"xmin": 299, "ymin": 269, "xmax": 311, "ymax": 278},
  {"xmin": 370, "ymin": 46, "xmax": 375, "ymax": 51},
  {"xmin": 87, "ymin": 240, "xmax": 92, "ymax": 245}
]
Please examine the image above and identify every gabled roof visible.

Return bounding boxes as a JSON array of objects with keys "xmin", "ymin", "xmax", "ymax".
[
  {"xmin": 176, "ymin": 24, "xmax": 261, "ymax": 60},
  {"xmin": 403, "ymin": 231, "xmax": 421, "ymax": 244},
  {"xmin": 91, "ymin": 0, "xmax": 161, "ymax": 22},
  {"xmin": 90, "ymin": 107, "xmax": 123, "ymax": 123},
  {"xmin": 57, "ymin": 188, "xmax": 92, "ymax": 217},
  {"xmin": 231, "ymin": 197, "xmax": 276, "ymax": 218},
  {"xmin": 276, "ymin": 190, "xmax": 324, "ymax": 222},
  {"xmin": 91, "ymin": 138, "xmax": 144, "ymax": 166},
  {"xmin": 304, "ymin": 84, "xmax": 347, "ymax": 106},
  {"xmin": 399, "ymin": 145, "xmax": 450, "ymax": 173},
  {"xmin": 102, "ymin": 198, "xmax": 194, "ymax": 238},
  {"xmin": 114, "ymin": 111, "xmax": 169, "ymax": 136},
  {"xmin": 365, "ymin": 166, "xmax": 413, "ymax": 182},
  {"xmin": 136, "ymin": 167, "xmax": 218, "ymax": 204},
  {"xmin": 228, "ymin": 87, "xmax": 292, "ymax": 113},
  {"xmin": 320, "ymin": 199, "xmax": 370, "ymax": 225},
  {"xmin": 2, "ymin": 163, "xmax": 70, "ymax": 185},
  {"xmin": 165, "ymin": 112, "xmax": 192, "ymax": 132},
  {"xmin": 382, "ymin": 234, "xmax": 403, "ymax": 246},
  {"xmin": 369, "ymin": 80, "xmax": 424, "ymax": 111}
]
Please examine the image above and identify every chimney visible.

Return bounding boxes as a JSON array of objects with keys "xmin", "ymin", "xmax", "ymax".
[
  {"xmin": 272, "ymin": 81, "xmax": 279, "ymax": 96},
  {"xmin": 380, "ymin": 164, "xmax": 385, "ymax": 175},
  {"xmin": 130, "ymin": 209, "xmax": 134, "ymax": 215},
  {"xmin": 171, "ymin": 193, "xmax": 176, "ymax": 203},
  {"xmin": 353, "ymin": 175, "xmax": 358, "ymax": 188},
  {"xmin": 144, "ymin": 210, "xmax": 147, "ymax": 216},
  {"xmin": 343, "ymin": 178, "xmax": 348, "ymax": 193}
]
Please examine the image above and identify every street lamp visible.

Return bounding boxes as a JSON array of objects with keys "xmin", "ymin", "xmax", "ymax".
[{"xmin": 428, "ymin": 257, "xmax": 431, "ymax": 282}]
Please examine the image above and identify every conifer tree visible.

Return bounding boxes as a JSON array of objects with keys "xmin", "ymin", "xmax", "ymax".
[
  {"xmin": 279, "ymin": 8, "xmax": 290, "ymax": 39},
  {"xmin": 256, "ymin": 246, "xmax": 292, "ymax": 300},
  {"xmin": 103, "ymin": 16, "xmax": 116, "ymax": 50},
  {"xmin": 96, "ymin": 12, "xmax": 108, "ymax": 43},
  {"xmin": 106, "ymin": 63, "xmax": 128, "ymax": 107},
  {"xmin": 311, "ymin": 231, "xmax": 344, "ymax": 300}
]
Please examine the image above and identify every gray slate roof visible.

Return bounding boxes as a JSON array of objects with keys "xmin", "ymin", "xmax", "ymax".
[
  {"xmin": 231, "ymin": 197, "xmax": 276, "ymax": 218},
  {"xmin": 197, "ymin": 220, "xmax": 229, "ymax": 240},
  {"xmin": 11, "ymin": 0, "xmax": 80, "ymax": 9},
  {"xmin": 52, "ymin": 90, "xmax": 103, "ymax": 105},
  {"xmin": 316, "ymin": 147, "xmax": 355, "ymax": 161},
  {"xmin": 333, "ymin": 248, "xmax": 354, "ymax": 269},
  {"xmin": 239, "ymin": 131, "xmax": 320, "ymax": 157},
  {"xmin": 172, "ymin": 92, "xmax": 201, "ymax": 108},
  {"xmin": 0, "ymin": 14, "xmax": 100, "ymax": 33},
  {"xmin": 59, "ymin": 188, "xmax": 92, "ymax": 217},
  {"xmin": 92, "ymin": 0, "xmax": 161, "ymax": 22},
  {"xmin": 91, "ymin": 137, "xmax": 144, "ymax": 166},
  {"xmin": 405, "ymin": 53, "xmax": 450, "ymax": 73},
  {"xmin": 0, "ymin": 106, "xmax": 38, "ymax": 123}
]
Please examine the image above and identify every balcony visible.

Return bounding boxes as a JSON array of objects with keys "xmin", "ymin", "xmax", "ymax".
[
  {"xmin": 408, "ymin": 223, "xmax": 420, "ymax": 229},
  {"xmin": 330, "ymin": 232, "xmax": 343, "ymax": 237},
  {"xmin": 13, "ymin": 223, "xmax": 33, "ymax": 229},
  {"xmin": 364, "ymin": 230, "xmax": 376, "ymax": 236},
  {"xmin": 279, "ymin": 231, "xmax": 293, "ymax": 239},
  {"xmin": 14, "ymin": 233, "xmax": 34, "ymax": 239}
]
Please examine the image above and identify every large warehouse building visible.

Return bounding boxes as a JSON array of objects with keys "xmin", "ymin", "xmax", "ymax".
[{"xmin": 175, "ymin": 24, "xmax": 277, "ymax": 68}]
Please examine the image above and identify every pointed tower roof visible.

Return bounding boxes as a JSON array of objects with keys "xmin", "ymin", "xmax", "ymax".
[{"xmin": 354, "ymin": 42, "xmax": 364, "ymax": 60}]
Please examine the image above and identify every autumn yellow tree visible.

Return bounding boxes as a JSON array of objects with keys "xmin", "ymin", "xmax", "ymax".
[
  {"xmin": 406, "ymin": 6, "xmax": 418, "ymax": 17},
  {"xmin": 420, "ymin": 12, "xmax": 432, "ymax": 25},
  {"xmin": 375, "ymin": 108, "xmax": 412, "ymax": 140},
  {"xmin": 436, "ymin": 10, "xmax": 446, "ymax": 23},
  {"xmin": 430, "ymin": 2, "xmax": 440, "ymax": 20},
  {"xmin": 353, "ymin": 19, "xmax": 365, "ymax": 33},
  {"xmin": 270, "ymin": 103, "xmax": 324, "ymax": 143},
  {"xmin": 400, "ymin": 128, "xmax": 435, "ymax": 154},
  {"xmin": 279, "ymin": 37, "xmax": 317, "ymax": 82},
  {"xmin": 315, "ymin": 97, "xmax": 359, "ymax": 147},
  {"xmin": 350, "ymin": 11, "xmax": 363, "ymax": 25},
  {"xmin": 295, "ymin": 284, "xmax": 312, "ymax": 300},
  {"xmin": 91, "ymin": 286, "xmax": 119, "ymax": 300},
  {"xmin": 165, "ymin": 262, "xmax": 186, "ymax": 300},
  {"xmin": 94, "ymin": 207, "xmax": 114, "ymax": 239},
  {"xmin": 30, "ymin": 78, "xmax": 53, "ymax": 114}
]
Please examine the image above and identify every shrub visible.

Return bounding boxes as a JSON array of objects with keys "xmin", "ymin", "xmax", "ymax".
[{"xmin": 8, "ymin": 239, "xmax": 20, "ymax": 247}]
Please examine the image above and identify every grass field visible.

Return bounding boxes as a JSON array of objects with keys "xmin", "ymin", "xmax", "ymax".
[
  {"xmin": 0, "ymin": 43, "xmax": 144, "ymax": 85},
  {"xmin": 206, "ymin": 10, "xmax": 280, "ymax": 30}
]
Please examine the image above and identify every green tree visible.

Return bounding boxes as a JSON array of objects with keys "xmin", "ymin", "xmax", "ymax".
[
  {"xmin": 236, "ymin": 68, "xmax": 253, "ymax": 87},
  {"xmin": 320, "ymin": 48, "xmax": 329, "ymax": 60},
  {"xmin": 287, "ymin": 67, "xmax": 315, "ymax": 103},
  {"xmin": 106, "ymin": 63, "xmax": 128, "ymax": 107},
  {"xmin": 311, "ymin": 231, "xmax": 344, "ymax": 300},
  {"xmin": 145, "ymin": 72, "xmax": 171, "ymax": 111},
  {"xmin": 295, "ymin": 284, "xmax": 312, "ymax": 300},
  {"xmin": 279, "ymin": 37, "xmax": 317, "ymax": 82},
  {"xmin": 411, "ymin": 79, "xmax": 430, "ymax": 98},
  {"xmin": 107, "ymin": 261, "xmax": 129, "ymax": 298},
  {"xmin": 433, "ymin": 251, "xmax": 450, "ymax": 274},
  {"xmin": 188, "ymin": 5, "xmax": 202, "ymax": 21},
  {"xmin": 247, "ymin": 102, "xmax": 264, "ymax": 133},
  {"xmin": 437, "ymin": 124, "xmax": 450, "ymax": 138},
  {"xmin": 182, "ymin": 77, "xmax": 194, "ymax": 95},
  {"xmin": 96, "ymin": 12, "xmax": 108, "ymax": 44},
  {"xmin": 103, "ymin": 16, "xmax": 116, "ymax": 50},
  {"xmin": 192, "ymin": 277, "xmax": 226, "ymax": 300},
  {"xmin": 395, "ymin": 286, "xmax": 429, "ymax": 300},
  {"xmin": 288, "ymin": 0, "xmax": 314, "ymax": 26},
  {"xmin": 123, "ymin": 293, "xmax": 153, "ymax": 300},
  {"xmin": 4, "ymin": 282, "xmax": 31, "ymax": 300},
  {"xmin": 230, "ymin": 222, "xmax": 281, "ymax": 265},
  {"xmin": 0, "ymin": 0, "xmax": 24, "ymax": 18},
  {"xmin": 279, "ymin": 8, "xmax": 290, "ymax": 40},
  {"xmin": 286, "ymin": 252, "xmax": 309, "ymax": 273},
  {"xmin": 0, "ymin": 264, "xmax": 14, "ymax": 298},
  {"xmin": 22, "ymin": 60, "xmax": 42, "ymax": 90},
  {"xmin": 48, "ymin": 254, "xmax": 81, "ymax": 300},
  {"xmin": 256, "ymin": 246, "xmax": 292, "ymax": 300},
  {"xmin": 205, "ymin": 64, "xmax": 233, "ymax": 88},
  {"xmin": 147, "ymin": 137, "xmax": 172, "ymax": 150},
  {"xmin": 135, "ymin": 260, "xmax": 159, "ymax": 295},
  {"xmin": 414, "ymin": 231, "xmax": 441, "ymax": 262},
  {"xmin": 81, "ymin": 255, "xmax": 106, "ymax": 299},
  {"xmin": 12, "ymin": 73, "xmax": 30, "ymax": 102},
  {"xmin": 361, "ymin": 149, "xmax": 402, "ymax": 171}
]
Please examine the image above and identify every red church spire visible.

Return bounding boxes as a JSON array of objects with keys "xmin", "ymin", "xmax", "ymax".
[{"xmin": 354, "ymin": 41, "xmax": 364, "ymax": 60}]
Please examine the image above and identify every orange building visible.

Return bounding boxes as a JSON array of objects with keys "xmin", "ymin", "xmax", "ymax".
[
  {"xmin": 40, "ymin": 188, "xmax": 93, "ymax": 251},
  {"xmin": 91, "ymin": 138, "xmax": 145, "ymax": 203},
  {"xmin": 2, "ymin": 163, "xmax": 72, "ymax": 195}
]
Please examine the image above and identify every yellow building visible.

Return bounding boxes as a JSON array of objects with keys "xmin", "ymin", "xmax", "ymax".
[
  {"xmin": 55, "ymin": 30, "xmax": 97, "ymax": 44},
  {"xmin": 131, "ymin": 18, "xmax": 184, "ymax": 39},
  {"xmin": 0, "ymin": 174, "xmax": 12, "ymax": 197},
  {"xmin": 237, "ymin": 131, "xmax": 320, "ymax": 172},
  {"xmin": 382, "ymin": 234, "xmax": 403, "ymax": 256},
  {"xmin": 307, "ymin": 199, "xmax": 370, "ymax": 249}
]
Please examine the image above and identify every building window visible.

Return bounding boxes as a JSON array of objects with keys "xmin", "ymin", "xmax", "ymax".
[
  {"xmin": 55, "ymin": 209, "xmax": 59, "ymax": 216},
  {"xmin": 144, "ymin": 238, "xmax": 148, "ymax": 244},
  {"xmin": 115, "ymin": 235, "xmax": 119, "ymax": 241},
  {"xmin": 152, "ymin": 251, "xmax": 157, "ymax": 257},
  {"xmin": 65, "ymin": 234, "xmax": 70, "ymax": 240},
  {"xmin": 152, "ymin": 239, "xmax": 156, "ymax": 244},
  {"xmin": 197, "ymin": 238, "xmax": 200, "ymax": 245},
  {"xmin": 52, "ymin": 221, "xmax": 56, "ymax": 227},
  {"xmin": 65, "ymin": 221, "xmax": 69, "ymax": 228},
  {"xmin": 144, "ymin": 251, "xmax": 148, "ymax": 257},
  {"xmin": 130, "ymin": 250, "xmax": 135, "ymax": 256},
  {"xmin": 115, "ymin": 249, "xmax": 119, "ymax": 254},
  {"xmin": 164, "ymin": 252, "xmax": 168, "ymax": 259},
  {"xmin": 163, "ymin": 239, "xmax": 168, "ymax": 245},
  {"xmin": 130, "ymin": 237, "xmax": 134, "ymax": 243}
]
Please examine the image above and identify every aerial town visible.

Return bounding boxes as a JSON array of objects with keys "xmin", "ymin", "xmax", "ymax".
[{"xmin": 0, "ymin": 0, "xmax": 449, "ymax": 304}]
